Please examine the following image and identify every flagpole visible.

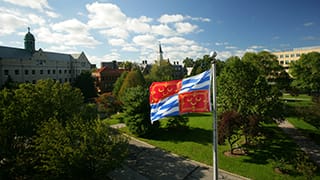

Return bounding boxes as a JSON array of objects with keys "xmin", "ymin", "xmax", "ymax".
[{"xmin": 210, "ymin": 51, "xmax": 218, "ymax": 180}]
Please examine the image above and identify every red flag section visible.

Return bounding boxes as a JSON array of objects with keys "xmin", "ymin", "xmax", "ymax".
[
  {"xmin": 179, "ymin": 90, "xmax": 210, "ymax": 114},
  {"xmin": 149, "ymin": 79, "xmax": 182, "ymax": 103}
]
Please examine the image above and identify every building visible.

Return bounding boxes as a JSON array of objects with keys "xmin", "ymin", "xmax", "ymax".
[
  {"xmin": 273, "ymin": 46, "xmax": 320, "ymax": 71},
  {"xmin": 0, "ymin": 29, "xmax": 92, "ymax": 87},
  {"xmin": 92, "ymin": 62, "xmax": 126, "ymax": 93}
]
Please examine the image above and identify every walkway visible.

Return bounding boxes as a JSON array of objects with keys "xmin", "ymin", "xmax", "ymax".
[
  {"xmin": 108, "ymin": 123, "xmax": 250, "ymax": 180},
  {"xmin": 278, "ymin": 120, "xmax": 320, "ymax": 168}
]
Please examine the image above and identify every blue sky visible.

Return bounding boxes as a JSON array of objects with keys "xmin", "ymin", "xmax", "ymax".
[{"xmin": 0, "ymin": 0, "xmax": 319, "ymax": 67}]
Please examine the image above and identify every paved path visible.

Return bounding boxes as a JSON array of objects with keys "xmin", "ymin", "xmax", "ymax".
[
  {"xmin": 108, "ymin": 123, "xmax": 250, "ymax": 180},
  {"xmin": 278, "ymin": 120, "xmax": 320, "ymax": 168}
]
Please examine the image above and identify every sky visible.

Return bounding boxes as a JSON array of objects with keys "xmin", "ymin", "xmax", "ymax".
[{"xmin": 0, "ymin": 0, "xmax": 319, "ymax": 67}]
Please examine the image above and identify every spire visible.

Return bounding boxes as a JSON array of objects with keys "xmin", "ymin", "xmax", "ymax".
[{"xmin": 159, "ymin": 41, "xmax": 164, "ymax": 63}]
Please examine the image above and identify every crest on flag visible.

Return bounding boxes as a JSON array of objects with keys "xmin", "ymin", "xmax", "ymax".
[{"xmin": 149, "ymin": 69, "xmax": 212, "ymax": 122}]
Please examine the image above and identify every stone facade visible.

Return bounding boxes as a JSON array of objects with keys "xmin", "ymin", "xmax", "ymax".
[{"xmin": 0, "ymin": 30, "xmax": 91, "ymax": 87}]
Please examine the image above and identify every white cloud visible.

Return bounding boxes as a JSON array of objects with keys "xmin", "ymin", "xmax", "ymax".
[
  {"xmin": 106, "ymin": 52, "xmax": 121, "ymax": 61},
  {"xmin": 185, "ymin": 16, "xmax": 211, "ymax": 22},
  {"xmin": 86, "ymin": 2, "xmax": 126, "ymax": 29},
  {"xmin": 217, "ymin": 51, "xmax": 233, "ymax": 60},
  {"xmin": 45, "ymin": 11, "xmax": 60, "ymax": 18},
  {"xmin": 34, "ymin": 26, "xmax": 100, "ymax": 48},
  {"xmin": 4, "ymin": 0, "xmax": 51, "ymax": 11},
  {"xmin": 215, "ymin": 42, "xmax": 228, "ymax": 46},
  {"xmin": 225, "ymin": 46, "xmax": 237, "ymax": 49},
  {"xmin": 52, "ymin": 19, "xmax": 88, "ymax": 33},
  {"xmin": 175, "ymin": 22, "xmax": 198, "ymax": 34},
  {"xmin": 151, "ymin": 24, "xmax": 175, "ymax": 36},
  {"xmin": 249, "ymin": 45, "xmax": 264, "ymax": 49},
  {"xmin": 132, "ymin": 34, "xmax": 156, "ymax": 47},
  {"xmin": 3, "ymin": 0, "xmax": 59, "ymax": 18},
  {"xmin": 304, "ymin": 22, "xmax": 314, "ymax": 27},
  {"xmin": 46, "ymin": 45, "xmax": 77, "ymax": 53},
  {"xmin": 126, "ymin": 17, "xmax": 151, "ymax": 33},
  {"xmin": 122, "ymin": 46, "xmax": 139, "ymax": 52},
  {"xmin": 100, "ymin": 28, "xmax": 129, "ymax": 39},
  {"xmin": 27, "ymin": 14, "xmax": 46, "ymax": 26},
  {"xmin": 0, "ymin": 10, "xmax": 27, "ymax": 35},
  {"xmin": 158, "ymin": 14, "xmax": 184, "ymax": 24},
  {"xmin": 108, "ymin": 38, "xmax": 126, "ymax": 46},
  {"xmin": 161, "ymin": 36, "xmax": 194, "ymax": 46}
]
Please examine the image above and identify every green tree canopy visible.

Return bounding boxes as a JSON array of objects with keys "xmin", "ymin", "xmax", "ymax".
[
  {"xmin": 121, "ymin": 86, "xmax": 159, "ymax": 136},
  {"xmin": 112, "ymin": 71, "xmax": 128, "ymax": 98},
  {"xmin": 118, "ymin": 69, "xmax": 146, "ymax": 100},
  {"xmin": 73, "ymin": 71, "xmax": 97, "ymax": 101},
  {"xmin": 290, "ymin": 52, "xmax": 320, "ymax": 94},
  {"xmin": 218, "ymin": 56, "xmax": 283, "ymax": 143},
  {"xmin": 190, "ymin": 55, "xmax": 225, "ymax": 77},
  {"xmin": 146, "ymin": 60, "xmax": 174, "ymax": 83},
  {"xmin": 242, "ymin": 51, "xmax": 290, "ymax": 90},
  {"xmin": 0, "ymin": 79, "xmax": 128, "ymax": 179},
  {"xmin": 183, "ymin": 57, "xmax": 194, "ymax": 67}
]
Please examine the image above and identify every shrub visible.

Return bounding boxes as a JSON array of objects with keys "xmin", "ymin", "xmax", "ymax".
[{"xmin": 33, "ymin": 117, "xmax": 128, "ymax": 179}]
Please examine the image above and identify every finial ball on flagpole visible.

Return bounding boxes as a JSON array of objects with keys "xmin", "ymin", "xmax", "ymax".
[{"xmin": 210, "ymin": 51, "xmax": 217, "ymax": 58}]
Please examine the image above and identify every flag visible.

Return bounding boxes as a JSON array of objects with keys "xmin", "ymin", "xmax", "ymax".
[{"xmin": 149, "ymin": 69, "xmax": 212, "ymax": 123}]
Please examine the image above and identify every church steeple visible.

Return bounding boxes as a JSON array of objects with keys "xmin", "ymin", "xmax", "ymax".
[
  {"xmin": 24, "ymin": 27, "xmax": 35, "ymax": 53},
  {"xmin": 159, "ymin": 41, "xmax": 164, "ymax": 62}
]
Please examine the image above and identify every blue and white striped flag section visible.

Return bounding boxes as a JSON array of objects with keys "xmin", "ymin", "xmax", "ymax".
[{"xmin": 149, "ymin": 69, "xmax": 212, "ymax": 123}]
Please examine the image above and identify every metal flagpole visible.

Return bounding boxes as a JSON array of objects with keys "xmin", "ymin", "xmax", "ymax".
[{"xmin": 210, "ymin": 51, "xmax": 218, "ymax": 180}]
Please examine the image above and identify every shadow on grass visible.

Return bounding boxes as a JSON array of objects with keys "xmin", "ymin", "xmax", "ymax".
[
  {"xmin": 243, "ymin": 125, "xmax": 299, "ymax": 165},
  {"xmin": 147, "ymin": 127, "xmax": 212, "ymax": 145}
]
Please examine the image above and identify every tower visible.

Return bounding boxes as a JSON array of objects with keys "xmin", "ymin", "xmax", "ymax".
[
  {"xmin": 24, "ymin": 27, "xmax": 35, "ymax": 53},
  {"xmin": 159, "ymin": 41, "xmax": 164, "ymax": 63}
]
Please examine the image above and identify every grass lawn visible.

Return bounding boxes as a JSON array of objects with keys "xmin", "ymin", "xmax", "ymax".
[
  {"xmin": 282, "ymin": 94, "xmax": 320, "ymax": 145},
  {"xmin": 113, "ymin": 113, "xmax": 320, "ymax": 179}
]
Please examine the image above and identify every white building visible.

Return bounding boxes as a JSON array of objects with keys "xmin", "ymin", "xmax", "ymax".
[{"xmin": 0, "ymin": 29, "xmax": 91, "ymax": 87}]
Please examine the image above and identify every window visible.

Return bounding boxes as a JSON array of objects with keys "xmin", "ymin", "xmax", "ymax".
[
  {"xmin": 65, "ymin": 78, "xmax": 68, "ymax": 82},
  {"xmin": 296, "ymin": 53, "xmax": 300, "ymax": 57},
  {"xmin": 15, "ymin": 69, "xmax": 19, "ymax": 75},
  {"xmin": 64, "ymin": 69, "xmax": 67, "ymax": 74},
  {"xmin": 69, "ymin": 70, "xmax": 71, "ymax": 74},
  {"xmin": 32, "ymin": 70, "xmax": 35, "ymax": 75},
  {"xmin": 25, "ymin": 70, "xmax": 29, "ymax": 75},
  {"xmin": 53, "ymin": 70, "xmax": 56, "ymax": 74},
  {"xmin": 280, "ymin": 55, "xmax": 284, "ymax": 58},
  {"xmin": 40, "ymin": 70, "xmax": 43, "ymax": 74},
  {"xmin": 32, "ymin": 80, "xmax": 36, "ymax": 84},
  {"xmin": 285, "ymin": 60, "xmax": 290, "ymax": 64},
  {"xmin": 280, "ymin": 61, "xmax": 284, "ymax": 64},
  {"xmin": 4, "ymin": 70, "xmax": 9, "ymax": 75},
  {"xmin": 48, "ymin": 70, "xmax": 51, "ymax": 74},
  {"xmin": 285, "ymin": 54, "xmax": 289, "ymax": 58},
  {"xmin": 59, "ymin": 70, "xmax": 62, "ymax": 74},
  {"xmin": 291, "ymin": 54, "xmax": 295, "ymax": 57}
]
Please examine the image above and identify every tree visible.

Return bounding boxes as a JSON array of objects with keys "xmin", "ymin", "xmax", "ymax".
[
  {"xmin": 218, "ymin": 111, "xmax": 242, "ymax": 154},
  {"xmin": 189, "ymin": 55, "xmax": 225, "ymax": 77},
  {"xmin": 33, "ymin": 117, "xmax": 128, "ymax": 179},
  {"xmin": 190, "ymin": 55, "xmax": 212, "ymax": 76},
  {"xmin": 218, "ymin": 56, "xmax": 283, "ymax": 144},
  {"xmin": 146, "ymin": 60, "xmax": 174, "ymax": 82},
  {"xmin": 73, "ymin": 71, "xmax": 97, "ymax": 101},
  {"xmin": 290, "ymin": 52, "xmax": 320, "ymax": 95},
  {"xmin": 112, "ymin": 71, "xmax": 128, "ymax": 99},
  {"xmin": 183, "ymin": 57, "xmax": 194, "ymax": 67},
  {"xmin": 121, "ymin": 86, "xmax": 159, "ymax": 136},
  {"xmin": 118, "ymin": 69, "xmax": 146, "ymax": 100},
  {"xmin": 0, "ymin": 79, "xmax": 128, "ymax": 179},
  {"xmin": 242, "ymin": 51, "xmax": 291, "ymax": 90},
  {"xmin": 96, "ymin": 92, "xmax": 121, "ymax": 116}
]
